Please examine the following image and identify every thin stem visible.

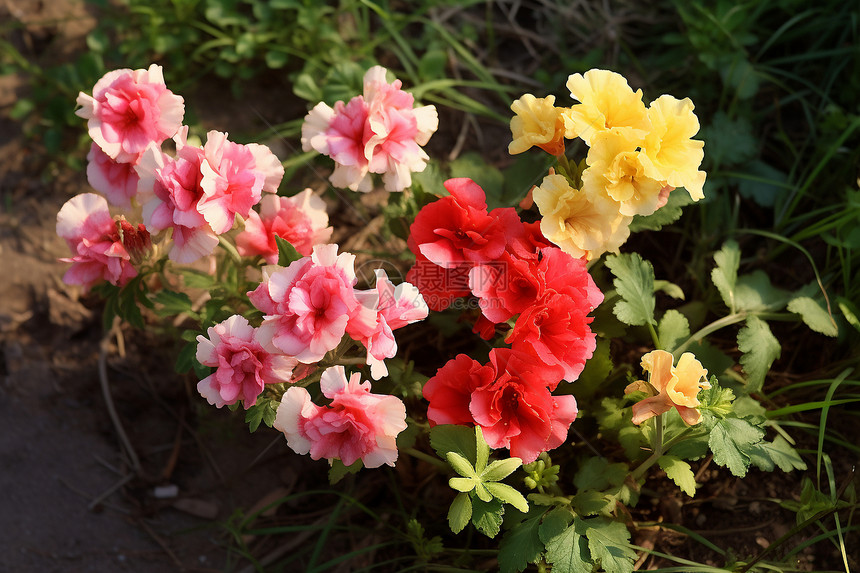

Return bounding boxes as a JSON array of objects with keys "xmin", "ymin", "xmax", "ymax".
[
  {"xmin": 630, "ymin": 413, "xmax": 665, "ymax": 481},
  {"xmin": 673, "ymin": 312, "xmax": 746, "ymax": 356},
  {"xmin": 647, "ymin": 321, "xmax": 662, "ymax": 349},
  {"xmin": 403, "ymin": 447, "xmax": 449, "ymax": 470},
  {"xmin": 218, "ymin": 235, "xmax": 242, "ymax": 265}
]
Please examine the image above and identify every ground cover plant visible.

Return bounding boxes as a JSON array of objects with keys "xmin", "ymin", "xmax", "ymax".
[{"xmin": 2, "ymin": 0, "xmax": 859, "ymax": 571}]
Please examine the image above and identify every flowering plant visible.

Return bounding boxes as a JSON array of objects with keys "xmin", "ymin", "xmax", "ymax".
[{"xmin": 56, "ymin": 63, "xmax": 826, "ymax": 572}]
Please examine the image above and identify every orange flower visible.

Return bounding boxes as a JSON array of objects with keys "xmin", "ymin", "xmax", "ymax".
[{"xmin": 625, "ymin": 350, "xmax": 709, "ymax": 425}]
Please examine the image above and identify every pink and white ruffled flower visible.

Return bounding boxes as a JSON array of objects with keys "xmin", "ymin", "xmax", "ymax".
[
  {"xmin": 196, "ymin": 315, "xmax": 297, "ymax": 409},
  {"xmin": 136, "ymin": 139, "xmax": 218, "ymax": 264},
  {"xmin": 198, "ymin": 131, "xmax": 280, "ymax": 234},
  {"xmin": 235, "ymin": 189, "xmax": 333, "ymax": 262},
  {"xmin": 301, "ymin": 66, "xmax": 437, "ymax": 192},
  {"xmin": 86, "ymin": 143, "xmax": 141, "ymax": 208},
  {"xmin": 76, "ymin": 64, "xmax": 184, "ymax": 163},
  {"xmin": 349, "ymin": 269, "xmax": 429, "ymax": 379},
  {"xmin": 273, "ymin": 365, "xmax": 407, "ymax": 467},
  {"xmin": 248, "ymin": 244, "xmax": 365, "ymax": 363},
  {"xmin": 56, "ymin": 193, "xmax": 138, "ymax": 290}
]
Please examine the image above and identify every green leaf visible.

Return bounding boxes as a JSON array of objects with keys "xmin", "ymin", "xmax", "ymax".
[
  {"xmin": 700, "ymin": 111, "xmax": 757, "ymax": 167},
  {"xmin": 540, "ymin": 510, "xmax": 591, "ymax": 573},
  {"xmin": 737, "ymin": 316, "xmax": 781, "ymax": 393},
  {"xmin": 571, "ymin": 490, "xmax": 612, "ymax": 516},
  {"xmin": 734, "ymin": 271, "xmax": 791, "ymax": 312},
  {"xmin": 152, "ymin": 289, "xmax": 194, "ymax": 317},
  {"xmin": 658, "ymin": 309, "xmax": 690, "ymax": 353},
  {"xmin": 573, "ymin": 457, "xmax": 629, "ymax": 492},
  {"xmin": 481, "ymin": 458, "xmax": 522, "ymax": 482},
  {"xmin": 605, "ymin": 253, "xmax": 656, "ymax": 326},
  {"xmin": 471, "ymin": 497, "xmax": 505, "ymax": 538},
  {"xmin": 654, "ymin": 279, "xmax": 685, "ymax": 300},
  {"xmin": 711, "ymin": 240, "xmax": 740, "ymax": 312},
  {"xmin": 449, "ymin": 477, "xmax": 476, "ymax": 493},
  {"xmin": 446, "ymin": 452, "xmax": 477, "ymax": 479},
  {"xmin": 787, "ymin": 296, "xmax": 838, "ymax": 337},
  {"xmin": 475, "ymin": 426, "xmax": 490, "ymax": 473},
  {"xmin": 576, "ymin": 337, "xmax": 613, "ymax": 398},
  {"xmin": 329, "ymin": 458, "xmax": 362, "ymax": 484},
  {"xmin": 498, "ymin": 508, "xmax": 546, "ymax": 573},
  {"xmin": 486, "ymin": 482, "xmax": 529, "ymax": 513},
  {"xmin": 658, "ymin": 455, "xmax": 697, "ymax": 497},
  {"xmin": 275, "ymin": 236, "xmax": 303, "ymax": 266},
  {"xmin": 430, "ymin": 425, "xmax": 477, "ymax": 466},
  {"xmin": 736, "ymin": 160, "xmax": 787, "ymax": 208},
  {"xmin": 749, "ymin": 435, "xmax": 807, "ymax": 472},
  {"xmin": 584, "ymin": 517, "xmax": 636, "ymax": 573},
  {"xmin": 709, "ymin": 417, "xmax": 765, "ymax": 477},
  {"xmin": 448, "ymin": 492, "xmax": 472, "ymax": 534},
  {"xmin": 450, "ymin": 152, "xmax": 505, "ymax": 210},
  {"xmin": 628, "ymin": 189, "xmax": 694, "ymax": 232},
  {"xmin": 245, "ymin": 398, "xmax": 278, "ymax": 432}
]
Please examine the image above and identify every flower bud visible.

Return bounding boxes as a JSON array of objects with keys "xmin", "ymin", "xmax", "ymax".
[{"xmin": 116, "ymin": 217, "xmax": 152, "ymax": 265}]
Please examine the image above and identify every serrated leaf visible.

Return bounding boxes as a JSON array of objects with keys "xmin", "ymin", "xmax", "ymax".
[
  {"xmin": 735, "ymin": 271, "xmax": 791, "ymax": 312},
  {"xmin": 605, "ymin": 253, "xmax": 656, "ymax": 326},
  {"xmin": 574, "ymin": 457, "xmax": 629, "ymax": 492},
  {"xmin": 245, "ymin": 398, "xmax": 277, "ymax": 432},
  {"xmin": 571, "ymin": 490, "xmax": 612, "ymax": 516},
  {"xmin": 481, "ymin": 458, "xmax": 522, "ymax": 482},
  {"xmin": 654, "ymin": 280, "xmax": 685, "ymax": 300},
  {"xmin": 329, "ymin": 458, "xmax": 362, "ymax": 484},
  {"xmin": 787, "ymin": 296, "xmax": 838, "ymax": 337},
  {"xmin": 749, "ymin": 435, "xmax": 807, "ymax": 472},
  {"xmin": 152, "ymin": 289, "xmax": 194, "ymax": 317},
  {"xmin": 540, "ymin": 510, "xmax": 591, "ymax": 573},
  {"xmin": 275, "ymin": 236, "xmax": 302, "ymax": 266},
  {"xmin": 629, "ymin": 189, "xmax": 693, "ymax": 232},
  {"xmin": 485, "ymin": 482, "xmax": 529, "ymax": 513},
  {"xmin": 475, "ymin": 426, "xmax": 490, "ymax": 473},
  {"xmin": 737, "ymin": 316, "xmax": 781, "ymax": 393},
  {"xmin": 658, "ymin": 455, "xmax": 697, "ymax": 497},
  {"xmin": 576, "ymin": 337, "xmax": 612, "ymax": 399},
  {"xmin": 709, "ymin": 417, "xmax": 765, "ymax": 477},
  {"xmin": 711, "ymin": 240, "xmax": 740, "ymax": 312},
  {"xmin": 658, "ymin": 309, "xmax": 690, "ymax": 353},
  {"xmin": 498, "ymin": 508, "xmax": 547, "ymax": 573},
  {"xmin": 700, "ymin": 111, "xmax": 757, "ymax": 167},
  {"xmin": 584, "ymin": 517, "xmax": 636, "ymax": 573},
  {"xmin": 430, "ymin": 425, "xmax": 477, "ymax": 466},
  {"xmin": 448, "ymin": 492, "xmax": 472, "ymax": 534},
  {"xmin": 668, "ymin": 434, "xmax": 710, "ymax": 461},
  {"xmin": 471, "ymin": 497, "xmax": 505, "ymax": 538}
]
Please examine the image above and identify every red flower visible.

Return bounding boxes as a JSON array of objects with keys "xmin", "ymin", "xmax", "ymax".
[
  {"xmin": 405, "ymin": 250, "xmax": 470, "ymax": 311},
  {"xmin": 423, "ymin": 354, "xmax": 494, "ymax": 426},
  {"xmin": 469, "ymin": 251, "xmax": 541, "ymax": 323},
  {"xmin": 470, "ymin": 349, "xmax": 576, "ymax": 463}
]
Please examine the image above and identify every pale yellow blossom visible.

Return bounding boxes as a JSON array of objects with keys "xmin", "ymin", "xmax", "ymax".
[
  {"xmin": 564, "ymin": 69, "xmax": 650, "ymax": 146},
  {"xmin": 642, "ymin": 95, "xmax": 706, "ymax": 201},
  {"xmin": 533, "ymin": 173, "xmax": 631, "ymax": 260},
  {"xmin": 509, "ymin": 94, "xmax": 568, "ymax": 156},
  {"xmin": 582, "ymin": 131, "xmax": 666, "ymax": 217}
]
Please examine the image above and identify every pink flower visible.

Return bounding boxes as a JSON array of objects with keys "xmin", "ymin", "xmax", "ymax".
[
  {"xmin": 56, "ymin": 193, "xmax": 138, "ymax": 290},
  {"xmin": 470, "ymin": 349, "xmax": 577, "ymax": 464},
  {"xmin": 349, "ymin": 270, "xmax": 429, "ymax": 379},
  {"xmin": 196, "ymin": 315, "xmax": 297, "ymax": 409},
  {"xmin": 249, "ymin": 244, "xmax": 362, "ymax": 363},
  {"xmin": 76, "ymin": 64, "xmax": 184, "ymax": 163},
  {"xmin": 198, "ymin": 131, "xmax": 268, "ymax": 234},
  {"xmin": 86, "ymin": 143, "xmax": 141, "ymax": 208},
  {"xmin": 423, "ymin": 354, "xmax": 495, "ymax": 426},
  {"xmin": 301, "ymin": 66, "xmax": 437, "ymax": 192},
  {"xmin": 136, "ymin": 140, "xmax": 218, "ymax": 264},
  {"xmin": 273, "ymin": 366, "xmax": 407, "ymax": 467},
  {"xmin": 235, "ymin": 189, "xmax": 333, "ymax": 262}
]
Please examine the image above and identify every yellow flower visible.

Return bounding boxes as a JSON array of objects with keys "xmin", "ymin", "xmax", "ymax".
[
  {"xmin": 625, "ymin": 350, "xmax": 710, "ymax": 426},
  {"xmin": 642, "ymin": 95, "xmax": 706, "ymax": 201},
  {"xmin": 582, "ymin": 131, "xmax": 666, "ymax": 217},
  {"xmin": 533, "ymin": 173, "xmax": 631, "ymax": 260},
  {"xmin": 564, "ymin": 69, "xmax": 650, "ymax": 146},
  {"xmin": 508, "ymin": 94, "xmax": 568, "ymax": 156}
]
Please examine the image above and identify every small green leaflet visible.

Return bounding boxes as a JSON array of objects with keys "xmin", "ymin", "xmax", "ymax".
[
  {"xmin": 540, "ymin": 509, "xmax": 591, "ymax": 573},
  {"xmin": 658, "ymin": 455, "xmax": 697, "ymax": 497},
  {"xmin": 711, "ymin": 240, "xmax": 740, "ymax": 312},
  {"xmin": 275, "ymin": 236, "xmax": 302, "ymax": 266},
  {"xmin": 584, "ymin": 517, "xmax": 637, "ymax": 573},
  {"xmin": 708, "ymin": 417, "xmax": 765, "ymax": 477},
  {"xmin": 628, "ymin": 189, "xmax": 693, "ymax": 232},
  {"xmin": 329, "ymin": 458, "xmax": 362, "ymax": 484},
  {"xmin": 658, "ymin": 309, "xmax": 690, "ymax": 353},
  {"xmin": 245, "ymin": 397, "xmax": 278, "ymax": 432},
  {"xmin": 737, "ymin": 316, "xmax": 781, "ymax": 393},
  {"xmin": 787, "ymin": 296, "xmax": 838, "ymax": 337},
  {"xmin": 605, "ymin": 253, "xmax": 656, "ymax": 326},
  {"xmin": 471, "ymin": 497, "xmax": 505, "ymax": 538},
  {"xmin": 448, "ymin": 492, "xmax": 471, "ymax": 534},
  {"xmin": 152, "ymin": 289, "xmax": 194, "ymax": 317},
  {"xmin": 749, "ymin": 435, "xmax": 808, "ymax": 472}
]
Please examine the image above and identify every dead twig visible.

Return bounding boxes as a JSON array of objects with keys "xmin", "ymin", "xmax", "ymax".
[{"xmin": 99, "ymin": 317, "xmax": 142, "ymax": 475}]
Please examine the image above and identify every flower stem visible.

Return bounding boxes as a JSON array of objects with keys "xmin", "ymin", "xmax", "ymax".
[
  {"xmin": 218, "ymin": 235, "xmax": 242, "ymax": 265},
  {"xmin": 630, "ymin": 413, "xmax": 665, "ymax": 481},
  {"xmin": 403, "ymin": 447, "xmax": 449, "ymax": 470}
]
